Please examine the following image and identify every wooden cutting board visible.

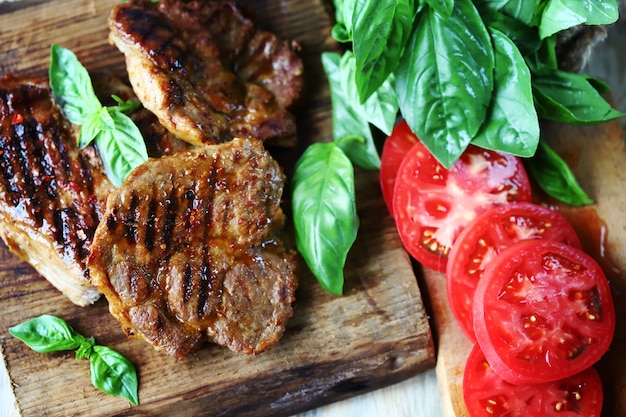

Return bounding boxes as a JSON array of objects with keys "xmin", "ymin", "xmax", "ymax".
[
  {"xmin": 0, "ymin": 1, "xmax": 435, "ymax": 416},
  {"xmin": 425, "ymin": 19, "xmax": 626, "ymax": 417}
]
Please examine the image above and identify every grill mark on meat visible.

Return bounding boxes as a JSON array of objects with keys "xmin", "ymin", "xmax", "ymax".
[
  {"xmin": 0, "ymin": 127, "xmax": 21, "ymax": 206},
  {"xmin": 89, "ymin": 138, "xmax": 298, "ymax": 357},
  {"xmin": 123, "ymin": 192, "xmax": 140, "ymax": 245},
  {"xmin": 197, "ymin": 250, "xmax": 211, "ymax": 318},
  {"xmin": 123, "ymin": 7, "xmax": 188, "ymax": 75},
  {"xmin": 108, "ymin": 0, "xmax": 302, "ymax": 147},
  {"xmin": 54, "ymin": 208, "xmax": 79, "ymax": 263},
  {"xmin": 163, "ymin": 187, "xmax": 177, "ymax": 250},
  {"xmin": 145, "ymin": 198, "xmax": 158, "ymax": 252}
]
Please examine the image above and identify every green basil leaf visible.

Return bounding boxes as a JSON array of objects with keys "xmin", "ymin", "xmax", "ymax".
[
  {"xmin": 340, "ymin": 51, "xmax": 398, "ymax": 136},
  {"xmin": 396, "ymin": 0, "xmax": 495, "ymax": 168},
  {"xmin": 473, "ymin": 0, "xmax": 511, "ymax": 11},
  {"xmin": 481, "ymin": 9, "xmax": 542, "ymax": 56},
  {"xmin": 499, "ymin": 0, "xmax": 543, "ymax": 26},
  {"xmin": 89, "ymin": 345, "xmax": 139, "ymax": 406},
  {"xmin": 471, "ymin": 29, "xmax": 539, "ymax": 157},
  {"xmin": 292, "ymin": 142, "xmax": 359, "ymax": 295},
  {"xmin": 532, "ymin": 68, "xmax": 626, "ymax": 124},
  {"xmin": 334, "ymin": 0, "xmax": 357, "ymax": 40},
  {"xmin": 49, "ymin": 44, "xmax": 102, "ymax": 125},
  {"xmin": 94, "ymin": 109, "xmax": 149, "ymax": 187},
  {"xmin": 78, "ymin": 107, "xmax": 113, "ymax": 149},
  {"xmin": 526, "ymin": 140, "xmax": 593, "ymax": 206},
  {"xmin": 321, "ymin": 52, "xmax": 381, "ymax": 170},
  {"xmin": 9, "ymin": 315, "xmax": 82, "ymax": 353},
  {"xmin": 351, "ymin": 0, "xmax": 416, "ymax": 102},
  {"xmin": 539, "ymin": 0, "xmax": 618, "ymax": 39},
  {"xmin": 423, "ymin": 0, "xmax": 454, "ymax": 17}
]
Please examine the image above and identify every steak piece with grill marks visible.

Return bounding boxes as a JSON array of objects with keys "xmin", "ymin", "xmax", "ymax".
[
  {"xmin": 0, "ymin": 75, "xmax": 113, "ymax": 306},
  {"xmin": 108, "ymin": 0, "xmax": 303, "ymax": 148},
  {"xmin": 88, "ymin": 138, "xmax": 298, "ymax": 358}
]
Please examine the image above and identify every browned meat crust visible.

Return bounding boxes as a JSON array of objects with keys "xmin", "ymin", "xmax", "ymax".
[
  {"xmin": 0, "ymin": 75, "xmax": 114, "ymax": 306},
  {"xmin": 88, "ymin": 138, "xmax": 298, "ymax": 358},
  {"xmin": 108, "ymin": 0, "xmax": 303, "ymax": 148}
]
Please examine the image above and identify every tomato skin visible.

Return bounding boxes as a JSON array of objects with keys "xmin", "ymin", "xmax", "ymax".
[
  {"xmin": 380, "ymin": 120, "xmax": 419, "ymax": 215},
  {"xmin": 463, "ymin": 344, "xmax": 604, "ymax": 417},
  {"xmin": 447, "ymin": 202, "xmax": 582, "ymax": 342},
  {"xmin": 392, "ymin": 141, "xmax": 531, "ymax": 272},
  {"xmin": 473, "ymin": 239, "xmax": 615, "ymax": 385}
]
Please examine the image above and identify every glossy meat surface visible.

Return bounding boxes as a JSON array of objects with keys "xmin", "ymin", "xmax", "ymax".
[
  {"xmin": 108, "ymin": 0, "xmax": 303, "ymax": 147},
  {"xmin": 0, "ymin": 75, "xmax": 113, "ymax": 306},
  {"xmin": 88, "ymin": 138, "xmax": 298, "ymax": 357}
]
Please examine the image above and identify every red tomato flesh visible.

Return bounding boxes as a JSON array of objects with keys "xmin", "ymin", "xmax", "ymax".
[
  {"xmin": 392, "ymin": 141, "xmax": 531, "ymax": 272},
  {"xmin": 380, "ymin": 120, "xmax": 419, "ymax": 215},
  {"xmin": 447, "ymin": 202, "xmax": 582, "ymax": 342},
  {"xmin": 473, "ymin": 239, "xmax": 615, "ymax": 384},
  {"xmin": 463, "ymin": 344, "xmax": 604, "ymax": 417}
]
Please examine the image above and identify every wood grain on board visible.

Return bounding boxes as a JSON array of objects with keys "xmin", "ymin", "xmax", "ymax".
[{"xmin": 0, "ymin": 1, "xmax": 435, "ymax": 416}]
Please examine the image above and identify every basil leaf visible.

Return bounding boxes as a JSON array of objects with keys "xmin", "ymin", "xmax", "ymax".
[
  {"xmin": 292, "ymin": 141, "xmax": 359, "ymax": 295},
  {"xmin": 95, "ymin": 109, "xmax": 149, "ymax": 187},
  {"xmin": 340, "ymin": 51, "xmax": 398, "ymax": 136},
  {"xmin": 423, "ymin": 0, "xmax": 454, "ymax": 17},
  {"xmin": 481, "ymin": 9, "xmax": 542, "ymax": 56},
  {"xmin": 532, "ymin": 68, "xmax": 626, "ymax": 124},
  {"xmin": 473, "ymin": 0, "xmax": 511, "ymax": 11},
  {"xmin": 9, "ymin": 315, "xmax": 82, "ymax": 353},
  {"xmin": 396, "ymin": 0, "xmax": 495, "ymax": 168},
  {"xmin": 90, "ymin": 345, "xmax": 139, "ymax": 406},
  {"xmin": 526, "ymin": 140, "xmax": 593, "ymax": 206},
  {"xmin": 539, "ymin": 0, "xmax": 618, "ymax": 39},
  {"xmin": 321, "ymin": 52, "xmax": 381, "ymax": 170},
  {"xmin": 351, "ymin": 0, "xmax": 416, "ymax": 102},
  {"xmin": 334, "ymin": 0, "xmax": 357, "ymax": 41},
  {"xmin": 471, "ymin": 29, "xmax": 539, "ymax": 157},
  {"xmin": 49, "ymin": 44, "xmax": 102, "ymax": 125},
  {"xmin": 499, "ymin": 0, "xmax": 543, "ymax": 26}
]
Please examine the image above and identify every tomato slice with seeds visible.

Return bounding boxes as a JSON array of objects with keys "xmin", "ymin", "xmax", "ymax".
[
  {"xmin": 473, "ymin": 239, "xmax": 615, "ymax": 385},
  {"xmin": 463, "ymin": 344, "xmax": 603, "ymax": 417},
  {"xmin": 392, "ymin": 141, "xmax": 531, "ymax": 272},
  {"xmin": 380, "ymin": 120, "xmax": 419, "ymax": 215},
  {"xmin": 447, "ymin": 202, "xmax": 582, "ymax": 342}
]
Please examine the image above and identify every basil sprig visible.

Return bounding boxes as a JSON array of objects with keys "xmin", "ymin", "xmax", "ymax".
[
  {"xmin": 9, "ymin": 315, "xmax": 139, "ymax": 405},
  {"xmin": 49, "ymin": 44, "xmax": 148, "ymax": 187},
  {"xmin": 295, "ymin": 0, "xmax": 623, "ymax": 293}
]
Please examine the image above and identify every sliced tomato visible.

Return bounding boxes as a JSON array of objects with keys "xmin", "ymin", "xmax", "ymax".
[
  {"xmin": 463, "ymin": 344, "xmax": 603, "ymax": 417},
  {"xmin": 380, "ymin": 120, "xmax": 419, "ymax": 215},
  {"xmin": 392, "ymin": 142, "xmax": 531, "ymax": 272},
  {"xmin": 447, "ymin": 202, "xmax": 582, "ymax": 342},
  {"xmin": 473, "ymin": 239, "xmax": 615, "ymax": 384}
]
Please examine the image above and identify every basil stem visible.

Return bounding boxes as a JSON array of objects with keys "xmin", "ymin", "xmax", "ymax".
[
  {"xmin": 9, "ymin": 315, "xmax": 139, "ymax": 405},
  {"xmin": 49, "ymin": 44, "xmax": 148, "ymax": 187}
]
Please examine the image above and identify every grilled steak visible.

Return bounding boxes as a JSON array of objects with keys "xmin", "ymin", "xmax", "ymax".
[
  {"xmin": 108, "ymin": 0, "xmax": 303, "ymax": 148},
  {"xmin": 88, "ymin": 138, "xmax": 298, "ymax": 358},
  {"xmin": 0, "ymin": 75, "xmax": 113, "ymax": 306}
]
